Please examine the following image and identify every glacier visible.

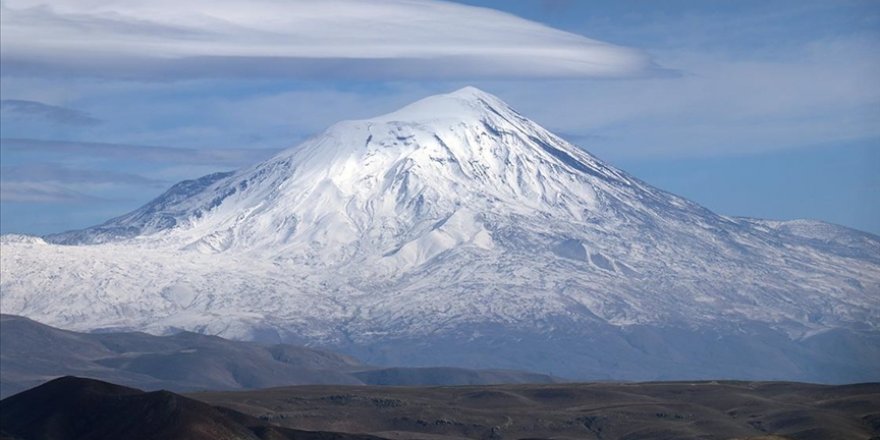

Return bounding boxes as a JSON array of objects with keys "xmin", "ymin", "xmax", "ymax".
[{"xmin": 2, "ymin": 87, "xmax": 879, "ymax": 381}]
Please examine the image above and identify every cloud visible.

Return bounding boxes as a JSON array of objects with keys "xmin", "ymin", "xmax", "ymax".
[
  {"xmin": 0, "ymin": 141, "xmax": 279, "ymax": 205},
  {"xmin": 0, "ymin": 163, "xmax": 166, "ymax": 204},
  {"xmin": 0, "ymin": 138, "xmax": 280, "ymax": 166},
  {"xmin": 0, "ymin": 181, "xmax": 100, "ymax": 203},
  {"xmin": 1, "ymin": 164, "xmax": 161, "ymax": 186},
  {"xmin": 487, "ymin": 35, "xmax": 880, "ymax": 160},
  {"xmin": 0, "ymin": 0, "xmax": 653, "ymax": 79},
  {"xmin": 1, "ymin": 99, "xmax": 100, "ymax": 126}
]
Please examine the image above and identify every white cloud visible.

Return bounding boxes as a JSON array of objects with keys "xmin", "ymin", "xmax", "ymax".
[
  {"xmin": 486, "ymin": 35, "xmax": 880, "ymax": 159},
  {"xmin": 0, "ymin": 138, "xmax": 280, "ymax": 165},
  {"xmin": 0, "ymin": 181, "xmax": 98, "ymax": 203},
  {"xmin": 0, "ymin": 0, "xmax": 653, "ymax": 79},
  {"xmin": 1, "ymin": 99, "xmax": 100, "ymax": 126}
]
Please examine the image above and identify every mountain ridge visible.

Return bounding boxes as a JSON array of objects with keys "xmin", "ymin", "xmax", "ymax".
[{"xmin": 0, "ymin": 314, "xmax": 559, "ymax": 399}]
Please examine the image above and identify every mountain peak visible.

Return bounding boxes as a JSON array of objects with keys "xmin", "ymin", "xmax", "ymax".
[
  {"xmin": 446, "ymin": 85, "xmax": 501, "ymax": 101},
  {"xmin": 366, "ymin": 86, "xmax": 513, "ymax": 125},
  {"xmin": 7, "ymin": 88, "xmax": 880, "ymax": 383}
]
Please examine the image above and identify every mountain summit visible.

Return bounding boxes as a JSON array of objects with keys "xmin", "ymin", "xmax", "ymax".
[
  {"xmin": 46, "ymin": 86, "xmax": 638, "ymax": 266},
  {"xmin": 3, "ymin": 87, "xmax": 879, "ymax": 381}
]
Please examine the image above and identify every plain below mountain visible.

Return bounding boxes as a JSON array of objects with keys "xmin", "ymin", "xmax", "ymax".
[{"xmin": 193, "ymin": 380, "xmax": 880, "ymax": 440}]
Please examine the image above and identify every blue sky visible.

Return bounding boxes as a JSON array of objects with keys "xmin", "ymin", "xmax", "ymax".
[{"xmin": 1, "ymin": 0, "xmax": 878, "ymax": 235}]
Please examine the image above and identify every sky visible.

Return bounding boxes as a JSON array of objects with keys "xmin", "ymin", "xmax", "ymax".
[{"xmin": 1, "ymin": 0, "xmax": 878, "ymax": 235}]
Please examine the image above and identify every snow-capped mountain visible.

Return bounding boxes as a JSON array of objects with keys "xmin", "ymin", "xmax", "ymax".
[{"xmin": 2, "ymin": 87, "xmax": 879, "ymax": 381}]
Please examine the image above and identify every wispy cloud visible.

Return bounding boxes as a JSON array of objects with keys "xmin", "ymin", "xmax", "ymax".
[
  {"xmin": 1, "ymin": 99, "xmax": 100, "ymax": 126},
  {"xmin": 0, "ymin": 162, "xmax": 168, "ymax": 204},
  {"xmin": 0, "ymin": 138, "xmax": 280, "ymax": 166},
  {"xmin": 0, "ymin": 181, "xmax": 100, "ymax": 203},
  {"xmin": 0, "ymin": 0, "xmax": 654, "ymax": 79},
  {"xmin": 1, "ymin": 164, "xmax": 162, "ymax": 186},
  {"xmin": 0, "ymin": 138, "xmax": 283, "ymax": 207},
  {"xmin": 490, "ymin": 34, "xmax": 880, "ymax": 160}
]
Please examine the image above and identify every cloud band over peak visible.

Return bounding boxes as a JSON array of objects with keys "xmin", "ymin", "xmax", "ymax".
[{"xmin": 0, "ymin": 0, "xmax": 653, "ymax": 79}]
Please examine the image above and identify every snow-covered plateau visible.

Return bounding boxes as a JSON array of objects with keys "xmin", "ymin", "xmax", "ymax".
[{"xmin": 2, "ymin": 87, "xmax": 879, "ymax": 381}]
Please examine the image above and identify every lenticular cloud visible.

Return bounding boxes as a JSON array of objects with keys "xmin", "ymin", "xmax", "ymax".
[{"xmin": 0, "ymin": 0, "xmax": 652, "ymax": 79}]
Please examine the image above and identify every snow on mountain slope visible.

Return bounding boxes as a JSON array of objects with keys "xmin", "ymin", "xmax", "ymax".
[{"xmin": 3, "ymin": 87, "xmax": 879, "ymax": 381}]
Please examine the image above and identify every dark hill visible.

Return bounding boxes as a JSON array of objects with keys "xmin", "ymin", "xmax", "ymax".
[{"xmin": 0, "ymin": 376, "xmax": 385, "ymax": 440}]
